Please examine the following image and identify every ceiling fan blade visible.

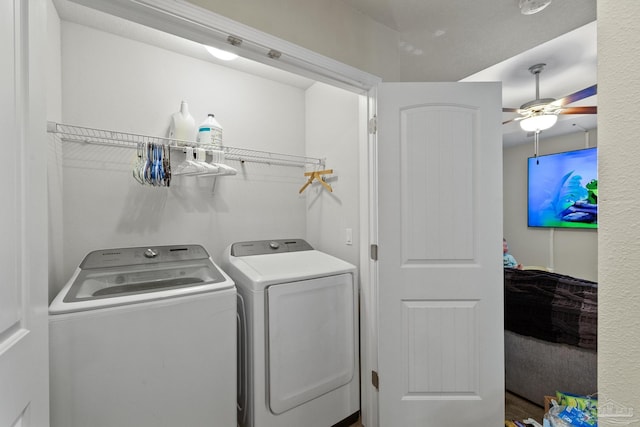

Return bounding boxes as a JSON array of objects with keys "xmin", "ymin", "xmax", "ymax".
[
  {"xmin": 559, "ymin": 106, "xmax": 597, "ymax": 114},
  {"xmin": 551, "ymin": 84, "xmax": 597, "ymax": 107},
  {"xmin": 502, "ymin": 116, "xmax": 527, "ymax": 125},
  {"xmin": 503, "ymin": 107, "xmax": 520, "ymax": 113}
]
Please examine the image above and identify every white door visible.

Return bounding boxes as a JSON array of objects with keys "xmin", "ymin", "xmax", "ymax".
[
  {"xmin": 377, "ymin": 82, "xmax": 504, "ymax": 426},
  {"xmin": 0, "ymin": 0, "xmax": 50, "ymax": 426}
]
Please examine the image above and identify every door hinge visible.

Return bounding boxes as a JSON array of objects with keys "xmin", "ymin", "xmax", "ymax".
[
  {"xmin": 368, "ymin": 115, "xmax": 377, "ymax": 135},
  {"xmin": 372, "ymin": 370, "xmax": 379, "ymax": 390},
  {"xmin": 370, "ymin": 244, "xmax": 378, "ymax": 261}
]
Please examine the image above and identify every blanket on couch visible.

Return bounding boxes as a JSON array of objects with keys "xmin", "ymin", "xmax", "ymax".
[{"xmin": 504, "ymin": 269, "xmax": 597, "ymax": 350}]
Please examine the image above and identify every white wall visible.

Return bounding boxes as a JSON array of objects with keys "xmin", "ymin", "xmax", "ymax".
[
  {"xmin": 304, "ymin": 82, "xmax": 362, "ymax": 267},
  {"xmin": 599, "ymin": 0, "xmax": 640, "ymax": 422},
  {"xmin": 503, "ymin": 129, "xmax": 598, "ymax": 282},
  {"xmin": 51, "ymin": 21, "xmax": 357, "ymax": 295}
]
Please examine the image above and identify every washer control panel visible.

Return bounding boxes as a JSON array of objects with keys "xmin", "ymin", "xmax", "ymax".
[
  {"xmin": 80, "ymin": 245, "xmax": 210, "ymax": 269},
  {"xmin": 231, "ymin": 239, "xmax": 313, "ymax": 257}
]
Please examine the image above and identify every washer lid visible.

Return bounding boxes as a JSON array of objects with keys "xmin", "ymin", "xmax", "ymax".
[{"xmin": 50, "ymin": 245, "xmax": 234, "ymax": 314}]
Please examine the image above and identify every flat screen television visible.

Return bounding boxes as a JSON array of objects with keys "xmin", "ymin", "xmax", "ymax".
[{"xmin": 527, "ymin": 147, "xmax": 597, "ymax": 229}]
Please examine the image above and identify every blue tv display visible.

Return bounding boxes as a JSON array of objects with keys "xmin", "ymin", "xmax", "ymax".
[{"xmin": 527, "ymin": 147, "xmax": 598, "ymax": 229}]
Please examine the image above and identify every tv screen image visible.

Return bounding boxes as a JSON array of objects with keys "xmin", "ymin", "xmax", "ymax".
[{"xmin": 527, "ymin": 147, "xmax": 597, "ymax": 229}]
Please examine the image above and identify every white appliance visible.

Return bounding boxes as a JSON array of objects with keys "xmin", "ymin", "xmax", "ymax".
[
  {"xmin": 222, "ymin": 239, "xmax": 359, "ymax": 427},
  {"xmin": 49, "ymin": 244, "xmax": 237, "ymax": 427}
]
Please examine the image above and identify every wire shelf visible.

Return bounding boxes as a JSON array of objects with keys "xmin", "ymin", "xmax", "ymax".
[{"xmin": 47, "ymin": 122, "xmax": 324, "ymax": 168}]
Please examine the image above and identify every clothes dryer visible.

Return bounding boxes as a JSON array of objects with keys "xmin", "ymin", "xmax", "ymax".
[
  {"xmin": 49, "ymin": 244, "xmax": 236, "ymax": 427},
  {"xmin": 222, "ymin": 239, "xmax": 359, "ymax": 427}
]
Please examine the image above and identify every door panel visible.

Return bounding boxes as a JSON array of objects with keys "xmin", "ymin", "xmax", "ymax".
[
  {"xmin": 377, "ymin": 82, "xmax": 503, "ymax": 427},
  {"xmin": 0, "ymin": 0, "xmax": 49, "ymax": 425},
  {"xmin": 266, "ymin": 274, "xmax": 354, "ymax": 414},
  {"xmin": 0, "ymin": 0, "xmax": 20, "ymax": 338},
  {"xmin": 0, "ymin": 0, "xmax": 28, "ymax": 423},
  {"xmin": 401, "ymin": 105, "xmax": 475, "ymax": 263},
  {"xmin": 402, "ymin": 300, "xmax": 478, "ymax": 395}
]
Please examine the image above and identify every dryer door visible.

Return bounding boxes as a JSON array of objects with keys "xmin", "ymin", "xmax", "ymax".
[{"xmin": 266, "ymin": 273, "xmax": 355, "ymax": 414}]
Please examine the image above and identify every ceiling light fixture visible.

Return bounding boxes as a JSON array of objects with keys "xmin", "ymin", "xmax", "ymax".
[
  {"xmin": 520, "ymin": 113, "xmax": 558, "ymax": 132},
  {"xmin": 205, "ymin": 45, "xmax": 238, "ymax": 61},
  {"xmin": 519, "ymin": 0, "xmax": 552, "ymax": 15}
]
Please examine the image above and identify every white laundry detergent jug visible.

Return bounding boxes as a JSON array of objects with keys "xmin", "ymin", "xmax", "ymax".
[
  {"xmin": 197, "ymin": 114, "xmax": 223, "ymax": 147},
  {"xmin": 168, "ymin": 101, "xmax": 196, "ymax": 145}
]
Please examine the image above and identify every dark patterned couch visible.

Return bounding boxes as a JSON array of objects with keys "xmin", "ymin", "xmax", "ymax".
[{"xmin": 504, "ymin": 268, "xmax": 597, "ymax": 406}]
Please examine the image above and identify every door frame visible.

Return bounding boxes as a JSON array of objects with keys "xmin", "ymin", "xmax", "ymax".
[
  {"xmin": 361, "ymin": 87, "xmax": 380, "ymax": 427},
  {"xmin": 68, "ymin": 0, "xmax": 381, "ymax": 94},
  {"xmin": 65, "ymin": 0, "xmax": 383, "ymax": 424}
]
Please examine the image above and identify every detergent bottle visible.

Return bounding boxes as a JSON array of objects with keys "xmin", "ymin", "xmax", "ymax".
[
  {"xmin": 197, "ymin": 114, "xmax": 223, "ymax": 147},
  {"xmin": 168, "ymin": 101, "xmax": 196, "ymax": 145}
]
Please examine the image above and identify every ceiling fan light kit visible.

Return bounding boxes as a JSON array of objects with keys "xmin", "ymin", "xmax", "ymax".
[
  {"xmin": 520, "ymin": 113, "xmax": 558, "ymax": 132},
  {"xmin": 519, "ymin": 0, "xmax": 552, "ymax": 15},
  {"xmin": 502, "ymin": 62, "xmax": 597, "ymax": 135}
]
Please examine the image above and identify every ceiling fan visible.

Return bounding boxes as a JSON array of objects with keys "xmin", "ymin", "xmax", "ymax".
[{"xmin": 503, "ymin": 63, "xmax": 597, "ymax": 133}]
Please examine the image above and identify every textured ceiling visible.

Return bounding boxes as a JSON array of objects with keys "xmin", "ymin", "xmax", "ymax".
[
  {"xmin": 464, "ymin": 21, "xmax": 597, "ymax": 147},
  {"xmin": 341, "ymin": 0, "xmax": 598, "ymax": 145},
  {"xmin": 343, "ymin": 0, "xmax": 596, "ymax": 82}
]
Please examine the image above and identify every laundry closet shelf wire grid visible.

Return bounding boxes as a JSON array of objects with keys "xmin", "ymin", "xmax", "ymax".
[{"xmin": 47, "ymin": 122, "xmax": 325, "ymax": 168}]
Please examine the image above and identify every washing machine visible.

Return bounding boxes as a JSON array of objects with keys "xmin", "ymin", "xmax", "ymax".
[
  {"xmin": 49, "ymin": 244, "xmax": 237, "ymax": 427},
  {"xmin": 222, "ymin": 239, "xmax": 359, "ymax": 427}
]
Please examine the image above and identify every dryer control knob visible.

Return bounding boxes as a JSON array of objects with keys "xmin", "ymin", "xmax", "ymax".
[
  {"xmin": 269, "ymin": 241, "xmax": 280, "ymax": 250},
  {"xmin": 144, "ymin": 248, "xmax": 158, "ymax": 258}
]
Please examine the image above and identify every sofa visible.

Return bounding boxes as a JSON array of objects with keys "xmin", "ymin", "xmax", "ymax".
[{"xmin": 504, "ymin": 268, "xmax": 597, "ymax": 407}]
